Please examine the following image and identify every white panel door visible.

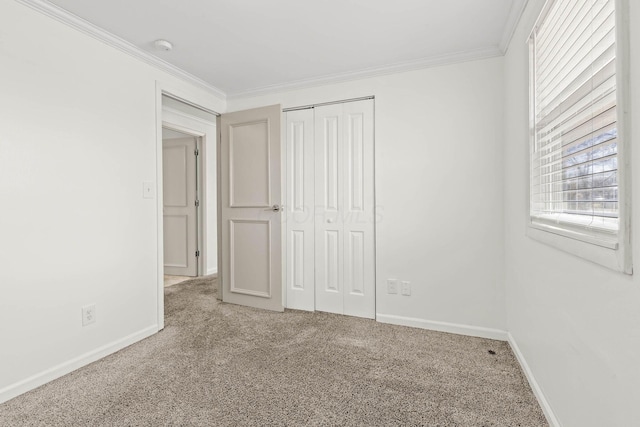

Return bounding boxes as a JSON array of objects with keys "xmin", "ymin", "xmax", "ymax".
[
  {"xmin": 341, "ymin": 100, "xmax": 375, "ymax": 318},
  {"xmin": 314, "ymin": 100, "xmax": 375, "ymax": 319},
  {"xmin": 285, "ymin": 109, "xmax": 315, "ymax": 311},
  {"xmin": 220, "ymin": 105, "xmax": 283, "ymax": 312},
  {"xmin": 163, "ymin": 137, "xmax": 198, "ymax": 276},
  {"xmin": 314, "ymin": 104, "xmax": 345, "ymax": 315}
]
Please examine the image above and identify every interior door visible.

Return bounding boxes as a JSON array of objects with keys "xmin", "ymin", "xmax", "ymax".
[
  {"xmin": 314, "ymin": 100, "xmax": 375, "ymax": 319},
  {"xmin": 220, "ymin": 105, "xmax": 283, "ymax": 312},
  {"xmin": 163, "ymin": 137, "xmax": 198, "ymax": 276}
]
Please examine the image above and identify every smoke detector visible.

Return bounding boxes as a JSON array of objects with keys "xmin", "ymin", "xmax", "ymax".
[{"xmin": 154, "ymin": 39, "xmax": 173, "ymax": 51}]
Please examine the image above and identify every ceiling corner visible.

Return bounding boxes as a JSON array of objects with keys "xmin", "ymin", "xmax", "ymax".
[
  {"xmin": 499, "ymin": 0, "xmax": 530, "ymax": 54},
  {"xmin": 14, "ymin": 0, "xmax": 228, "ymax": 100}
]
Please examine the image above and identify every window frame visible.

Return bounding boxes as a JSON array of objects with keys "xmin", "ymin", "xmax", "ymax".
[{"xmin": 526, "ymin": 0, "xmax": 632, "ymax": 274}]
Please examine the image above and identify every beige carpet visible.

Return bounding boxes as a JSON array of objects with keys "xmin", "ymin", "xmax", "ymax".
[
  {"xmin": 0, "ymin": 277, "xmax": 547, "ymax": 426},
  {"xmin": 164, "ymin": 274, "xmax": 195, "ymax": 287}
]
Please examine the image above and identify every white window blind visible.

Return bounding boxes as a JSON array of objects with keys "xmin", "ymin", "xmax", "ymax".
[{"xmin": 530, "ymin": 0, "xmax": 618, "ymax": 243}]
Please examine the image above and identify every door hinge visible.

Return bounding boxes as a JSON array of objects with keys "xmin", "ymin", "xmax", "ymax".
[
  {"xmin": 194, "ymin": 148, "xmax": 199, "ymax": 156},
  {"xmin": 195, "ymin": 250, "xmax": 200, "ymax": 257},
  {"xmin": 195, "ymin": 199, "xmax": 200, "ymax": 207}
]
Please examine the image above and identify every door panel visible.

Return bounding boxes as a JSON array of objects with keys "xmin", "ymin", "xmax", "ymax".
[
  {"xmin": 285, "ymin": 110, "xmax": 315, "ymax": 311},
  {"xmin": 324, "ymin": 116, "xmax": 340, "ymax": 211},
  {"xmin": 342, "ymin": 101, "xmax": 375, "ymax": 318},
  {"xmin": 230, "ymin": 220, "xmax": 271, "ymax": 297},
  {"xmin": 163, "ymin": 137, "xmax": 198, "ymax": 276},
  {"xmin": 229, "ymin": 120, "xmax": 271, "ymax": 207},
  {"xmin": 163, "ymin": 215, "xmax": 189, "ymax": 267},
  {"xmin": 314, "ymin": 104, "xmax": 345, "ymax": 315},
  {"xmin": 221, "ymin": 105, "xmax": 283, "ymax": 312},
  {"xmin": 346, "ymin": 231, "xmax": 365, "ymax": 294},
  {"xmin": 347, "ymin": 113, "xmax": 364, "ymax": 212},
  {"xmin": 163, "ymin": 146, "xmax": 188, "ymax": 206}
]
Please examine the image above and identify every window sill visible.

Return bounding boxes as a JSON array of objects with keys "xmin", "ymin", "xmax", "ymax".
[
  {"xmin": 526, "ymin": 224, "xmax": 631, "ymax": 274},
  {"xmin": 529, "ymin": 220, "xmax": 618, "ymax": 249}
]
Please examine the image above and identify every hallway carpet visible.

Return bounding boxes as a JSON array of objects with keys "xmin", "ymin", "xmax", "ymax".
[{"xmin": 0, "ymin": 277, "xmax": 547, "ymax": 426}]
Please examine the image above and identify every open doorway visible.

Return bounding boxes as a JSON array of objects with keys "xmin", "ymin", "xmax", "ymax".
[{"xmin": 157, "ymin": 91, "xmax": 219, "ymax": 325}]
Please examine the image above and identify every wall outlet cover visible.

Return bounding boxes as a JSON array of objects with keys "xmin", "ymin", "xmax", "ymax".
[
  {"xmin": 82, "ymin": 304, "xmax": 96, "ymax": 326},
  {"xmin": 401, "ymin": 281, "xmax": 411, "ymax": 296},
  {"xmin": 387, "ymin": 279, "xmax": 398, "ymax": 294}
]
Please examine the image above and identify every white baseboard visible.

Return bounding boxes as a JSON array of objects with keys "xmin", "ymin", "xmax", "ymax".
[
  {"xmin": 376, "ymin": 314, "xmax": 508, "ymax": 341},
  {"xmin": 0, "ymin": 325, "xmax": 158, "ymax": 404},
  {"xmin": 206, "ymin": 268, "xmax": 218, "ymax": 276},
  {"xmin": 507, "ymin": 333, "xmax": 561, "ymax": 427}
]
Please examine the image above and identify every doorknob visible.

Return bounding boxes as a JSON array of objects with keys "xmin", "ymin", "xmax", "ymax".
[{"xmin": 266, "ymin": 204, "xmax": 281, "ymax": 212}]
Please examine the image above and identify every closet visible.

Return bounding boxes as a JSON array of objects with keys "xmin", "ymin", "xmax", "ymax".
[{"xmin": 285, "ymin": 99, "xmax": 375, "ymax": 319}]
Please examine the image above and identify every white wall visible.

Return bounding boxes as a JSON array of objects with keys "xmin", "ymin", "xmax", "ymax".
[
  {"xmin": 503, "ymin": 1, "xmax": 640, "ymax": 426},
  {"xmin": 0, "ymin": 0, "xmax": 225, "ymax": 402},
  {"xmin": 228, "ymin": 57, "xmax": 507, "ymax": 337}
]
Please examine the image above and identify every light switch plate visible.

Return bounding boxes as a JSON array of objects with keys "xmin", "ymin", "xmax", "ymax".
[{"xmin": 143, "ymin": 181, "xmax": 155, "ymax": 199}]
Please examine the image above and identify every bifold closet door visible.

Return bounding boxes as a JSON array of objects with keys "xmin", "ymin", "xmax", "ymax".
[
  {"xmin": 315, "ymin": 101, "xmax": 375, "ymax": 319},
  {"xmin": 339, "ymin": 100, "xmax": 374, "ymax": 318},
  {"xmin": 314, "ymin": 104, "xmax": 346, "ymax": 314},
  {"xmin": 285, "ymin": 109, "xmax": 315, "ymax": 311},
  {"xmin": 285, "ymin": 99, "xmax": 374, "ymax": 319}
]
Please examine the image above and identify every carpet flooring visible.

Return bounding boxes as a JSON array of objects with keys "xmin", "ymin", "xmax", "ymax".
[
  {"xmin": 0, "ymin": 277, "xmax": 547, "ymax": 426},
  {"xmin": 164, "ymin": 274, "xmax": 196, "ymax": 287}
]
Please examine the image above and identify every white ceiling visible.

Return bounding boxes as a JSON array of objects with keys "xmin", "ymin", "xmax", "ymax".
[{"xmin": 43, "ymin": 0, "xmax": 526, "ymax": 97}]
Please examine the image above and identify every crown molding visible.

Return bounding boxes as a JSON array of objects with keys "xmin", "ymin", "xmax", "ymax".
[
  {"xmin": 14, "ymin": 0, "xmax": 227, "ymax": 100},
  {"xmin": 16, "ymin": 0, "xmax": 525, "ymax": 102},
  {"xmin": 499, "ymin": 0, "xmax": 530, "ymax": 53},
  {"xmin": 227, "ymin": 45, "xmax": 503, "ymax": 100}
]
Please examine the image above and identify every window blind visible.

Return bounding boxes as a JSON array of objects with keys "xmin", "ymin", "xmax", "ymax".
[{"xmin": 530, "ymin": 0, "xmax": 618, "ymax": 237}]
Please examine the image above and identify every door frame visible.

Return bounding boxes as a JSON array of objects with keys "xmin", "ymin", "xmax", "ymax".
[{"xmin": 155, "ymin": 82, "xmax": 221, "ymax": 330}]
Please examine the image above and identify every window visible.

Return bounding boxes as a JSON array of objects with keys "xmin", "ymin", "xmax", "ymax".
[{"xmin": 528, "ymin": 0, "xmax": 631, "ymax": 273}]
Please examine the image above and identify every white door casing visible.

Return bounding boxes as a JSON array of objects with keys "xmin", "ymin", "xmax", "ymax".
[
  {"xmin": 163, "ymin": 137, "xmax": 198, "ymax": 276},
  {"xmin": 286, "ymin": 99, "xmax": 375, "ymax": 318},
  {"xmin": 162, "ymin": 106, "xmax": 218, "ymax": 278},
  {"xmin": 220, "ymin": 105, "xmax": 283, "ymax": 312}
]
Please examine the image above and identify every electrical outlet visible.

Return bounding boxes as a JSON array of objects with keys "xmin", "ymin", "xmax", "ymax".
[
  {"xmin": 82, "ymin": 304, "xmax": 96, "ymax": 326},
  {"xmin": 401, "ymin": 281, "xmax": 411, "ymax": 296},
  {"xmin": 387, "ymin": 279, "xmax": 398, "ymax": 294}
]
